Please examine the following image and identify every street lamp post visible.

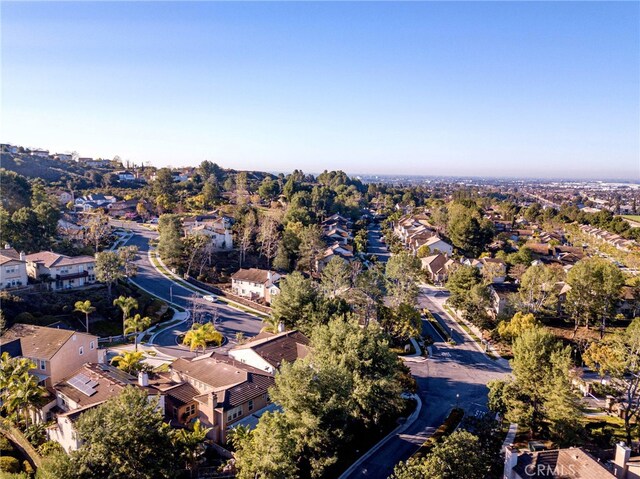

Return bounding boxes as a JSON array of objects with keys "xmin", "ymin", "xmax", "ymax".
[
  {"xmin": 456, "ymin": 393, "xmax": 460, "ymax": 408},
  {"xmin": 170, "ymin": 285, "xmax": 173, "ymax": 303}
]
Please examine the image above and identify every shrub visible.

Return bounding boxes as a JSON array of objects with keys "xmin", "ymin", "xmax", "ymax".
[
  {"xmin": 0, "ymin": 457, "xmax": 20, "ymax": 473},
  {"xmin": 22, "ymin": 461, "xmax": 33, "ymax": 475},
  {"xmin": 38, "ymin": 441, "xmax": 64, "ymax": 457},
  {"xmin": 0, "ymin": 436, "xmax": 15, "ymax": 455}
]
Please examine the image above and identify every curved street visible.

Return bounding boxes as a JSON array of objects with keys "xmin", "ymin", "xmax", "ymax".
[{"xmin": 117, "ymin": 222, "xmax": 264, "ymax": 358}]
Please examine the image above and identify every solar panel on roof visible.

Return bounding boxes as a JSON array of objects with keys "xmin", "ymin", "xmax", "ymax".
[
  {"xmin": 86, "ymin": 380, "xmax": 99, "ymax": 389},
  {"xmin": 67, "ymin": 374, "xmax": 97, "ymax": 397}
]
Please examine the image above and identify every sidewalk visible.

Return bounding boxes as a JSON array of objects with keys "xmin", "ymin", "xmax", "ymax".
[
  {"xmin": 150, "ymin": 249, "xmax": 268, "ymax": 318},
  {"xmin": 501, "ymin": 423, "xmax": 518, "ymax": 452},
  {"xmin": 338, "ymin": 393, "xmax": 422, "ymax": 479}
]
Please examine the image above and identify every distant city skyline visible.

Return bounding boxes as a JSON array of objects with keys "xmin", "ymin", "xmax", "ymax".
[{"xmin": 2, "ymin": 1, "xmax": 639, "ymax": 180}]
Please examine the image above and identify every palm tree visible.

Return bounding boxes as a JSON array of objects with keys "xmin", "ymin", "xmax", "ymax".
[
  {"xmin": 0, "ymin": 354, "xmax": 46, "ymax": 427},
  {"xmin": 261, "ymin": 316, "xmax": 283, "ymax": 334},
  {"xmin": 110, "ymin": 351, "xmax": 145, "ymax": 375},
  {"xmin": 113, "ymin": 296, "xmax": 138, "ymax": 335},
  {"xmin": 182, "ymin": 327, "xmax": 209, "ymax": 355},
  {"xmin": 175, "ymin": 419, "xmax": 212, "ymax": 477},
  {"xmin": 182, "ymin": 322, "xmax": 223, "ymax": 354},
  {"xmin": 74, "ymin": 300, "xmax": 96, "ymax": 333},
  {"xmin": 124, "ymin": 314, "xmax": 151, "ymax": 351}
]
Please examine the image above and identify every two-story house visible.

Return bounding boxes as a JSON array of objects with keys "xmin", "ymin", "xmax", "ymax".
[
  {"xmin": 25, "ymin": 252, "xmax": 96, "ymax": 290},
  {"xmin": 48, "ymin": 365, "xmax": 166, "ymax": 452},
  {"xmin": 231, "ymin": 268, "xmax": 282, "ymax": 304},
  {"xmin": 0, "ymin": 246, "xmax": 28, "ymax": 289},
  {"xmin": 168, "ymin": 353, "xmax": 274, "ymax": 443}
]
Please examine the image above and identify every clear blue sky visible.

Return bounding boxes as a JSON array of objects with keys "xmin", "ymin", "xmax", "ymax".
[{"xmin": 2, "ymin": 1, "xmax": 639, "ymax": 179}]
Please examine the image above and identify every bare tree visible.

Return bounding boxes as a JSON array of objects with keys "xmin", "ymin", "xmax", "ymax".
[
  {"xmin": 83, "ymin": 211, "xmax": 111, "ymax": 252},
  {"xmin": 258, "ymin": 215, "xmax": 280, "ymax": 268},
  {"xmin": 239, "ymin": 223, "xmax": 253, "ymax": 268}
]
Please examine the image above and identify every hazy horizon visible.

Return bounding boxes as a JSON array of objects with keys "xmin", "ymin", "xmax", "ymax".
[{"xmin": 2, "ymin": 2, "xmax": 639, "ymax": 180}]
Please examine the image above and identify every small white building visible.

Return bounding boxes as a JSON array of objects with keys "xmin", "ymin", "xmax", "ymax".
[
  {"xmin": 26, "ymin": 251, "xmax": 96, "ymax": 290},
  {"xmin": 30, "ymin": 149, "xmax": 50, "ymax": 158},
  {"xmin": 0, "ymin": 246, "xmax": 28, "ymax": 289},
  {"xmin": 231, "ymin": 268, "xmax": 282, "ymax": 304},
  {"xmin": 115, "ymin": 170, "xmax": 136, "ymax": 181}
]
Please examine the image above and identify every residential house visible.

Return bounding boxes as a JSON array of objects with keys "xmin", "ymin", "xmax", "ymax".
[
  {"xmin": 0, "ymin": 144, "xmax": 18, "ymax": 154},
  {"xmin": 183, "ymin": 216, "xmax": 233, "ymax": 250},
  {"xmin": 229, "ymin": 330, "xmax": 310, "ymax": 374},
  {"xmin": 53, "ymin": 153, "xmax": 72, "ymax": 162},
  {"xmin": 107, "ymin": 199, "xmax": 140, "ymax": 218},
  {"xmin": 421, "ymin": 253, "xmax": 454, "ymax": 284},
  {"xmin": 503, "ymin": 444, "xmax": 619, "ymax": 479},
  {"xmin": 489, "ymin": 283, "xmax": 518, "ymax": 317},
  {"xmin": 74, "ymin": 194, "xmax": 117, "ymax": 212},
  {"xmin": 420, "ymin": 236, "xmax": 453, "ymax": 256},
  {"xmin": 25, "ymin": 251, "xmax": 96, "ymax": 290},
  {"xmin": 231, "ymin": 268, "xmax": 282, "ymax": 304},
  {"xmin": 0, "ymin": 246, "xmax": 28, "ymax": 289},
  {"xmin": 477, "ymin": 257, "xmax": 507, "ymax": 283},
  {"xmin": 30, "ymin": 149, "xmax": 50, "ymax": 158},
  {"xmin": 57, "ymin": 217, "xmax": 85, "ymax": 244},
  {"xmin": 51, "ymin": 189, "xmax": 74, "ymax": 205},
  {"xmin": 82, "ymin": 158, "xmax": 112, "ymax": 168},
  {"xmin": 316, "ymin": 243, "xmax": 354, "ymax": 272},
  {"xmin": 48, "ymin": 365, "xmax": 165, "ymax": 452},
  {"xmin": 168, "ymin": 353, "xmax": 275, "ymax": 443},
  {"xmin": 114, "ymin": 170, "xmax": 136, "ymax": 181},
  {"xmin": 0, "ymin": 324, "xmax": 100, "ymax": 389}
]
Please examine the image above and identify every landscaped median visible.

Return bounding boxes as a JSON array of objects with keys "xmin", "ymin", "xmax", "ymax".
[
  {"xmin": 413, "ymin": 407, "xmax": 464, "ymax": 459},
  {"xmin": 423, "ymin": 309, "xmax": 456, "ymax": 345}
]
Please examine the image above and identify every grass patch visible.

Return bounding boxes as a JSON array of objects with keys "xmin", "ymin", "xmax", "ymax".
[{"xmin": 424, "ymin": 310, "xmax": 455, "ymax": 344}]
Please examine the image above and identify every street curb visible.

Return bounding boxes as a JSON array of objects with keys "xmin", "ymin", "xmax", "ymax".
[
  {"xmin": 338, "ymin": 393, "xmax": 422, "ymax": 479},
  {"xmin": 150, "ymin": 249, "xmax": 267, "ymax": 318}
]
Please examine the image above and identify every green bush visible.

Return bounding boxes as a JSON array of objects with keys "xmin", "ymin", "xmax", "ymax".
[
  {"xmin": 38, "ymin": 441, "xmax": 64, "ymax": 457},
  {"xmin": 0, "ymin": 472, "xmax": 30, "ymax": 479},
  {"xmin": 21, "ymin": 461, "xmax": 33, "ymax": 475},
  {"xmin": 0, "ymin": 436, "xmax": 15, "ymax": 455},
  {"xmin": 0, "ymin": 457, "xmax": 20, "ymax": 473}
]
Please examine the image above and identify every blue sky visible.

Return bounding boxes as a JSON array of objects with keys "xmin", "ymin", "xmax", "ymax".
[{"xmin": 2, "ymin": 1, "xmax": 639, "ymax": 179}]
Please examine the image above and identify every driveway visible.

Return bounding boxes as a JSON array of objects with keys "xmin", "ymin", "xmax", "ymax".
[
  {"xmin": 343, "ymin": 286, "xmax": 510, "ymax": 478},
  {"xmin": 116, "ymin": 222, "xmax": 264, "ymax": 358}
]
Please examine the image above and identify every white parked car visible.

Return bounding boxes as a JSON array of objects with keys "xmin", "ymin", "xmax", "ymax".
[{"xmin": 203, "ymin": 295, "xmax": 218, "ymax": 303}]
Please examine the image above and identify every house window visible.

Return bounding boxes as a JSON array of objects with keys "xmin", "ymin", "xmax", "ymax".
[
  {"xmin": 248, "ymin": 399, "xmax": 254, "ymax": 411},
  {"xmin": 39, "ymin": 360, "xmax": 46, "ymax": 370},
  {"xmin": 90, "ymin": 341, "xmax": 95, "ymax": 350},
  {"xmin": 226, "ymin": 406, "xmax": 243, "ymax": 422},
  {"xmin": 79, "ymin": 346, "xmax": 84, "ymax": 355}
]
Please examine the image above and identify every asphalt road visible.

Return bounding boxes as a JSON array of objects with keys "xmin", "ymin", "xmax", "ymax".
[
  {"xmin": 116, "ymin": 222, "xmax": 264, "ymax": 358},
  {"xmin": 343, "ymin": 286, "xmax": 511, "ymax": 479},
  {"xmin": 367, "ymin": 223, "xmax": 390, "ymax": 263}
]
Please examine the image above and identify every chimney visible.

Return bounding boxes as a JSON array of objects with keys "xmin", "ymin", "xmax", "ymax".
[
  {"xmin": 4, "ymin": 244, "xmax": 10, "ymax": 249},
  {"xmin": 503, "ymin": 445, "xmax": 519, "ymax": 479},
  {"xmin": 277, "ymin": 321, "xmax": 285, "ymax": 333},
  {"xmin": 138, "ymin": 371, "xmax": 149, "ymax": 387},
  {"xmin": 19, "ymin": 252, "xmax": 25, "ymax": 261},
  {"xmin": 614, "ymin": 442, "xmax": 631, "ymax": 479}
]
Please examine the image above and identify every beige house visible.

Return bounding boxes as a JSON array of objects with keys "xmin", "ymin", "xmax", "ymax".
[
  {"xmin": 229, "ymin": 330, "xmax": 310, "ymax": 374},
  {"xmin": 0, "ymin": 324, "xmax": 100, "ymax": 388},
  {"xmin": 168, "ymin": 353, "xmax": 274, "ymax": 443},
  {"xmin": 25, "ymin": 251, "xmax": 96, "ymax": 290},
  {"xmin": 0, "ymin": 247, "xmax": 28, "ymax": 289},
  {"xmin": 231, "ymin": 268, "xmax": 282, "ymax": 304},
  {"xmin": 49, "ymin": 365, "xmax": 166, "ymax": 452}
]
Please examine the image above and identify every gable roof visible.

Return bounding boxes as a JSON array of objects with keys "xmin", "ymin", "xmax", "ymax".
[
  {"xmin": 0, "ymin": 247, "xmax": 23, "ymax": 266},
  {"xmin": 231, "ymin": 268, "xmax": 277, "ymax": 285},
  {"xmin": 421, "ymin": 254, "xmax": 449, "ymax": 274},
  {"xmin": 0, "ymin": 324, "xmax": 94, "ymax": 360},
  {"xmin": 25, "ymin": 251, "xmax": 95, "ymax": 268},
  {"xmin": 231, "ymin": 330, "xmax": 310, "ymax": 369}
]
